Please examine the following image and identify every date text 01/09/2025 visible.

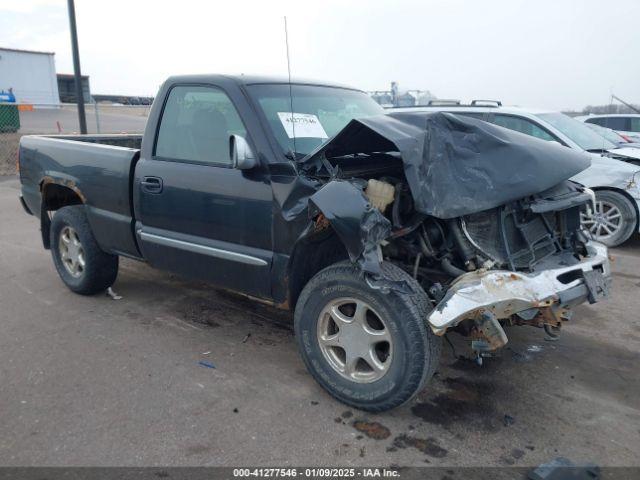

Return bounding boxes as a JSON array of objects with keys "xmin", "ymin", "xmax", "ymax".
[{"xmin": 232, "ymin": 468, "xmax": 400, "ymax": 478}]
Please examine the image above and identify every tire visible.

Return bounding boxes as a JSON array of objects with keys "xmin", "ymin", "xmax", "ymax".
[
  {"xmin": 50, "ymin": 205, "xmax": 119, "ymax": 295},
  {"xmin": 581, "ymin": 190, "xmax": 637, "ymax": 247},
  {"xmin": 294, "ymin": 260, "xmax": 441, "ymax": 412}
]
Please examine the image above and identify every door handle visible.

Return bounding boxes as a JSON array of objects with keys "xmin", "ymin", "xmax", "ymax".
[{"xmin": 141, "ymin": 176, "xmax": 163, "ymax": 194}]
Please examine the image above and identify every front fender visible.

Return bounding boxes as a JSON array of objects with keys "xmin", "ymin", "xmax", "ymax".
[
  {"xmin": 308, "ymin": 180, "xmax": 391, "ymax": 276},
  {"xmin": 573, "ymin": 155, "xmax": 640, "ymax": 199}
]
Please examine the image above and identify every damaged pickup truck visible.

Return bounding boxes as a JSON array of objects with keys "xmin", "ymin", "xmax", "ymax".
[{"xmin": 18, "ymin": 75, "xmax": 611, "ymax": 412}]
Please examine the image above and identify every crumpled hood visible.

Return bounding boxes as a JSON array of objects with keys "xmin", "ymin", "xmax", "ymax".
[{"xmin": 301, "ymin": 112, "xmax": 592, "ymax": 219}]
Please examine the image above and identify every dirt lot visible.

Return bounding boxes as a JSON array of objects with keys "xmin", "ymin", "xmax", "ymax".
[
  {"xmin": 1, "ymin": 175, "xmax": 639, "ymax": 467},
  {"xmin": 15, "ymin": 106, "xmax": 148, "ymax": 135}
]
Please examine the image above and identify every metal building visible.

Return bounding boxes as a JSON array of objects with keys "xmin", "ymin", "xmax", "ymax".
[
  {"xmin": 57, "ymin": 73, "xmax": 91, "ymax": 103},
  {"xmin": 0, "ymin": 47, "xmax": 60, "ymax": 104}
]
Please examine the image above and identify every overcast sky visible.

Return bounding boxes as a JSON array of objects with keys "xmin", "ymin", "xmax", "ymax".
[{"xmin": 1, "ymin": 0, "xmax": 638, "ymax": 110}]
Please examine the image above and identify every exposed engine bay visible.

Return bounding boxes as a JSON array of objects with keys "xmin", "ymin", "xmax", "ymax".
[
  {"xmin": 282, "ymin": 112, "xmax": 612, "ymax": 360},
  {"xmin": 367, "ymin": 175, "xmax": 593, "ymax": 285},
  {"xmin": 307, "ymin": 160, "xmax": 609, "ymax": 360}
]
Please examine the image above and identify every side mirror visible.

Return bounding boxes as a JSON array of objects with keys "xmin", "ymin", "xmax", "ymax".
[{"xmin": 230, "ymin": 135, "xmax": 257, "ymax": 170}]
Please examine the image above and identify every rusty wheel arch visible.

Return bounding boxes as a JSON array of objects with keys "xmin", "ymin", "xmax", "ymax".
[
  {"xmin": 40, "ymin": 177, "xmax": 86, "ymax": 206},
  {"xmin": 39, "ymin": 177, "xmax": 86, "ymax": 249}
]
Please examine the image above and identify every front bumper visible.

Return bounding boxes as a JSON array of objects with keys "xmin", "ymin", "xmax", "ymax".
[{"xmin": 427, "ymin": 242, "xmax": 611, "ymax": 334}]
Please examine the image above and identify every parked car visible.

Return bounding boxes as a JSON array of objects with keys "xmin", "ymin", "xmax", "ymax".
[
  {"xmin": 583, "ymin": 122, "xmax": 640, "ymax": 152},
  {"xmin": 18, "ymin": 76, "xmax": 610, "ymax": 411},
  {"xmin": 576, "ymin": 114, "xmax": 640, "ymax": 143},
  {"xmin": 392, "ymin": 101, "xmax": 640, "ymax": 247},
  {"xmin": 584, "ymin": 122, "xmax": 635, "ymax": 146}
]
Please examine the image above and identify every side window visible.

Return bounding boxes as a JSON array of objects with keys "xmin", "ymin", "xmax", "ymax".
[
  {"xmin": 630, "ymin": 117, "xmax": 640, "ymax": 133},
  {"xmin": 604, "ymin": 117, "xmax": 629, "ymax": 131},
  {"xmin": 585, "ymin": 117, "xmax": 606, "ymax": 127},
  {"xmin": 491, "ymin": 114, "xmax": 556, "ymax": 141},
  {"xmin": 155, "ymin": 85, "xmax": 246, "ymax": 165}
]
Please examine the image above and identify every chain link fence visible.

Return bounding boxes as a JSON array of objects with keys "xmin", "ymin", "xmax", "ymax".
[{"xmin": 0, "ymin": 102, "xmax": 150, "ymax": 175}]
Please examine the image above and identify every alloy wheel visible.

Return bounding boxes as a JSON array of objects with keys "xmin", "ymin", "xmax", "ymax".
[
  {"xmin": 59, "ymin": 226, "xmax": 86, "ymax": 278},
  {"xmin": 581, "ymin": 200, "xmax": 623, "ymax": 241},
  {"xmin": 317, "ymin": 297, "xmax": 393, "ymax": 383}
]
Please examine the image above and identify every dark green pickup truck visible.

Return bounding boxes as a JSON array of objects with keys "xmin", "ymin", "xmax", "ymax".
[{"xmin": 18, "ymin": 74, "xmax": 610, "ymax": 411}]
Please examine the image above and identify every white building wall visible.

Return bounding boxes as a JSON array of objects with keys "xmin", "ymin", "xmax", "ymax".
[{"xmin": 0, "ymin": 48, "xmax": 60, "ymax": 104}]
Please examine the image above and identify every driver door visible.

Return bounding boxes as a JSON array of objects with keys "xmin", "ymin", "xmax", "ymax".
[{"xmin": 134, "ymin": 84, "xmax": 273, "ymax": 298}]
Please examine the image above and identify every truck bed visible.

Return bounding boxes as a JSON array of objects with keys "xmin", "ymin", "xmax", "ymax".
[
  {"xmin": 50, "ymin": 134, "xmax": 142, "ymax": 149},
  {"xmin": 19, "ymin": 134, "xmax": 143, "ymax": 258}
]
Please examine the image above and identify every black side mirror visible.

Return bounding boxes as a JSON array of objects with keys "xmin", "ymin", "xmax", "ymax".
[{"xmin": 230, "ymin": 135, "xmax": 257, "ymax": 170}]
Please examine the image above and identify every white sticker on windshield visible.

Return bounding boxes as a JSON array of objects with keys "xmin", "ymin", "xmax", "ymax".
[{"xmin": 277, "ymin": 112, "xmax": 328, "ymax": 139}]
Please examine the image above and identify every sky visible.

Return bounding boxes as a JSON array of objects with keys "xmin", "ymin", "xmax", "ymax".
[{"xmin": 0, "ymin": 0, "xmax": 638, "ymax": 111}]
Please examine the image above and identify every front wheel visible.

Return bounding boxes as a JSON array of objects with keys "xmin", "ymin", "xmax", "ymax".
[
  {"xmin": 581, "ymin": 190, "xmax": 637, "ymax": 247},
  {"xmin": 294, "ymin": 261, "xmax": 441, "ymax": 412},
  {"xmin": 50, "ymin": 206, "xmax": 119, "ymax": 295}
]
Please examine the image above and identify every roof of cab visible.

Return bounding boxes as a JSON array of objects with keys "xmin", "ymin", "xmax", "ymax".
[{"xmin": 164, "ymin": 74, "xmax": 361, "ymax": 91}]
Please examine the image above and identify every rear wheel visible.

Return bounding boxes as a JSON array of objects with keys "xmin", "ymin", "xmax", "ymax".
[
  {"xmin": 50, "ymin": 206, "xmax": 119, "ymax": 295},
  {"xmin": 581, "ymin": 190, "xmax": 637, "ymax": 247},
  {"xmin": 294, "ymin": 261, "xmax": 441, "ymax": 412}
]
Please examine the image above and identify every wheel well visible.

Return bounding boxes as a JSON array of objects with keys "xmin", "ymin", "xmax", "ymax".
[
  {"xmin": 40, "ymin": 183, "xmax": 84, "ymax": 249},
  {"xmin": 287, "ymin": 228, "xmax": 349, "ymax": 309},
  {"xmin": 41, "ymin": 183, "xmax": 84, "ymax": 211},
  {"xmin": 592, "ymin": 186, "xmax": 640, "ymax": 231}
]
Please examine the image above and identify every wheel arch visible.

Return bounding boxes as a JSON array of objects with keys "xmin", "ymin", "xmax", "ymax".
[
  {"xmin": 39, "ymin": 178, "xmax": 86, "ymax": 249},
  {"xmin": 286, "ymin": 226, "xmax": 350, "ymax": 309}
]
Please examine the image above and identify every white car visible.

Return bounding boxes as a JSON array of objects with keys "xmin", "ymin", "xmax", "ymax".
[
  {"xmin": 576, "ymin": 114, "xmax": 640, "ymax": 143},
  {"xmin": 390, "ymin": 101, "xmax": 640, "ymax": 246}
]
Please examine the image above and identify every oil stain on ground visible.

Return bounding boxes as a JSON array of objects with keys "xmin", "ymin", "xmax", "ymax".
[
  {"xmin": 177, "ymin": 299, "xmax": 226, "ymax": 327},
  {"xmin": 352, "ymin": 420, "xmax": 391, "ymax": 440},
  {"xmin": 411, "ymin": 376, "xmax": 500, "ymax": 432},
  {"xmin": 392, "ymin": 434, "xmax": 448, "ymax": 458},
  {"xmin": 174, "ymin": 292, "xmax": 293, "ymax": 342},
  {"xmin": 499, "ymin": 447, "xmax": 527, "ymax": 465}
]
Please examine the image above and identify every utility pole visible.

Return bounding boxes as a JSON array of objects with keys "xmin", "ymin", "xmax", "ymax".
[{"xmin": 67, "ymin": 0, "xmax": 87, "ymax": 134}]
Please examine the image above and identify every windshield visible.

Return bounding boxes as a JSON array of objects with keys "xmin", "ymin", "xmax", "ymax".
[
  {"xmin": 584, "ymin": 122, "xmax": 626, "ymax": 144},
  {"xmin": 536, "ymin": 112, "xmax": 617, "ymax": 151},
  {"xmin": 247, "ymin": 84, "xmax": 384, "ymax": 157}
]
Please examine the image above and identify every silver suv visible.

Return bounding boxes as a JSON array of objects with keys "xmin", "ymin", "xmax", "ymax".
[{"xmin": 391, "ymin": 101, "xmax": 640, "ymax": 247}]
